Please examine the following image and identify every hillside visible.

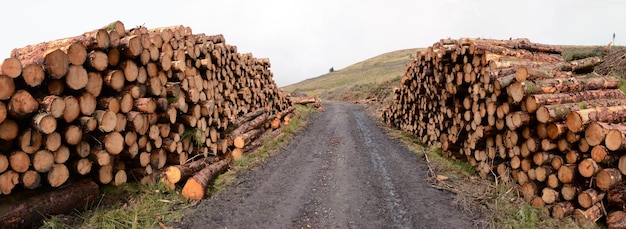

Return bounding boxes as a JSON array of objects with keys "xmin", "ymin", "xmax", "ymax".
[
  {"xmin": 283, "ymin": 44, "xmax": 620, "ymax": 104},
  {"xmin": 282, "ymin": 48, "xmax": 420, "ymax": 101}
]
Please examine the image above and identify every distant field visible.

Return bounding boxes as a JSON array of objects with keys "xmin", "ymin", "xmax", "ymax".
[{"xmin": 283, "ymin": 44, "xmax": 615, "ymax": 102}]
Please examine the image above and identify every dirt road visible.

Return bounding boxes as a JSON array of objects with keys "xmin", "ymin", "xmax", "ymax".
[{"xmin": 178, "ymin": 102, "xmax": 473, "ymax": 228}]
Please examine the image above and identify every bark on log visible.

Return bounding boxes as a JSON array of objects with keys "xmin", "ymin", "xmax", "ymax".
[
  {"xmin": 577, "ymin": 188, "xmax": 605, "ymax": 209},
  {"xmin": 181, "ymin": 157, "xmax": 232, "ymax": 200},
  {"xmin": 574, "ymin": 202, "xmax": 604, "ymax": 224},
  {"xmin": 163, "ymin": 156, "xmax": 219, "ymax": 184},
  {"xmin": 607, "ymin": 211, "xmax": 626, "ymax": 229},
  {"xmin": 508, "ymin": 76, "xmax": 620, "ymax": 102},
  {"xmin": 0, "ymin": 179, "xmax": 99, "ymax": 228},
  {"xmin": 568, "ymin": 105, "xmax": 626, "ymax": 135},
  {"xmin": 596, "ymin": 168, "xmax": 622, "ymax": 190}
]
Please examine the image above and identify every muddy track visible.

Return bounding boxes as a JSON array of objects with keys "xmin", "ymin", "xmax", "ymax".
[{"xmin": 178, "ymin": 101, "xmax": 473, "ymax": 228}]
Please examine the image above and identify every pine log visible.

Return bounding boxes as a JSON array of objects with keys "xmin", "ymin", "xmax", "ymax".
[
  {"xmin": 0, "ymin": 154, "xmax": 7, "ymax": 174},
  {"xmin": 605, "ymin": 126, "xmax": 626, "ymax": 151},
  {"xmin": 234, "ymin": 128, "xmax": 265, "ymax": 149},
  {"xmin": 596, "ymin": 168, "xmax": 622, "ymax": 190},
  {"xmin": 8, "ymin": 90, "xmax": 38, "ymax": 118},
  {"xmin": 1, "ymin": 57, "xmax": 22, "ymax": 78},
  {"xmin": 0, "ymin": 170, "xmax": 19, "ymax": 195},
  {"xmin": 32, "ymin": 149, "xmax": 54, "ymax": 173},
  {"xmin": 66, "ymin": 65, "xmax": 88, "ymax": 90},
  {"xmin": 93, "ymin": 110, "xmax": 117, "ymax": 133},
  {"xmin": 558, "ymin": 164, "xmax": 576, "ymax": 184},
  {"xmin": 608, "ymin": 211, "xmax": 626, "ymax": 229},
  {"xmin": 22, "ymin": 63, "xmax": 45, "ymax": 87},
  {"xmin": 21, "ymin": 170, "xmax": 41, "ymax": 190},
  {"xmin": 574, "ymin": 202, "xmax": 604, "ymax": 224},
  {"xmin": 19, "ymin": 128, "xmax": 42, "ymax": 154},
  {"xmin": 0, "ymin": 75, "xmax": 15, "ymax": 100},
  {"xmin": 32, "ymin": 113, "xmax": 57, "ymax": 134},
  {"xmin": 0, "ymin": 179, "xmax": 99, "ymax": 228},
  {"xmin": 585, "ymin": 121, "xmax": 612, "ymax": 147},
  {"xmin": 181, "ymin": 157, "xmax": 232, "ymax": 200},
  {"xmin": 608, "ymin": 184, "xmax": 626, "ymax": 208},
  {"xmin": 552, "ymin": 201, "xmax": 575, "ymax": 219},
  {"xmin": 577, "ymin": 188, "xmax": 605, "ymax": 209},
  {"xmin": 226, "ymin": 113, "xmax": 268, "ymax": 145},
  {"xmin": 541, "ymin": 187, "xmax": 559, "ymax": 204},
  {"xmin": 47, "ymin": 163, "xmax": 69, "ymax": 187},
  {"xmin": 561, "ymin": 184, "xmax": 579, "ymax": 201},
  {"xmin": 536, "ymin": 100, "xmax": 626, "ymax": 124},
  {"xmin": 525, "ymin": 89, "xmax": 626, "ymax": 113},
  {"xmin": 578, "ymin": 158, "xmax": 600, "ymax": 178},
  {"xmin": 0, "ymin": 119, "xmax": 18, "ymax": 142},
  {"xmin": 12, "ymin": 48, "xmax": 69, "ymax": 80},
  {"xmin": 40, "ymin": 95, "xmax": 66, "ymax": 119},
  {"xmin": 567, "ymin": 105, "xmax": 626, "ymax": 133},
  {"xmin": 508, "ymin": 76, "xmax": 620, "ymax": 102},
  {"xmin": 63, "ymin": 96, "xmax": 80, "ymax": 123},
  {"xmin": 163, "ymin": 157, "xmax": 219, "ymax": 184}
]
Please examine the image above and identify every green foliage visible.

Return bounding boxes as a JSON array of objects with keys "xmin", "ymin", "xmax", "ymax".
[
  {"xmin": 182, "ymin": 128, "xmax": 203, "ymax": 148},
  {"xmin": 104, "ymin": 23, "xmax": 116, "ymax": 31},
  {"xmin": 620, "ymin": 77, "xmax": 626, "ymax": 94}
]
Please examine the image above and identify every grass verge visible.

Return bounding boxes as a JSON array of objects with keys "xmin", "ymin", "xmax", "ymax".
[
  {"xmin": 40, "ymin": 104, "xmax": 318, "ymax": 228},
  {"xmin": 369, "ymin": 110, "xmax": 599, "ymax": 229}
]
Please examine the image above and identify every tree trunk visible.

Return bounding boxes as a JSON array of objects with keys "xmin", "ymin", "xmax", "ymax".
[
  {"xmin": 607, "ymin": 211, "xmax": 626, "ymax": 229},
  {"xmin": 181, "ymin": 157, "xmax": 232, "ymax": 200},
  {"xmin": 596, "ymin": 168, "xmax": 622, "ymax": 190},
  {"xmin": 525, "ymin": 89, "xmax": 626, "ymax": 113},
  {"xmin": 536, "ymin": 99, "xmax": 626, "ymax": 124},
  {"xmin": 574, "ymin": 202, "xmax": 604, "ymax": 224},
  {"xmin": 0, "ymin": 179, "xmax": 99, "ymax": 228},
  {"xmin": 566, "ymin": 105, "xmax": 626, "ymax": 133},
  {"xmin": 8, "ymin": 90, "xmax": 38, "ymax": 118},
  {"xmin": 552, "ymin": 201, "xmax": 574, "ymax": 219},
  {"xmin": 508, "ymin": 76, "xmax": 620, "ymax": 102},
  {"xmin": 163, "ymin": 156, "xmax": 219, "ymax": 184},
  {"xmin": 577, "ymin": 188, "xmax": 605, "ymax": 209}
]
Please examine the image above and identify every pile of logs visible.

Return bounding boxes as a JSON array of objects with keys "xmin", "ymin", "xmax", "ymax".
[
  {"xmin": 383, "ymin": 38, "xmax": 626, "ymax": 227},
  {"xmin": 290, "ymin": 96, "xmax": 322, "ymax": 109},
  {"xmin": 0, "ymin": 21, "xmax": 292, "ymax": 201}
]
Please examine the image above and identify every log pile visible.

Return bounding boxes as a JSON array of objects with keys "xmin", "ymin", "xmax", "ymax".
[
  {"xmin": 383, "ymin": 37, "xmax": 626, "ymax": 226},
  {"xmin": 0, "ymin": 21, "xmax": 291, "ymax": 201},
  {"xmin": 290, "ymin": 96, "xmax": 322, "ymax": 109}
]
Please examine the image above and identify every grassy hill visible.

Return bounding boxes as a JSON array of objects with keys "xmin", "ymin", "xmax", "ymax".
[
  {"xmin": 282, "ymin": 48, "xmax": 421, "ymax": 102},
  {"xmin": 283, "ymin": 45, "xmax": 617, "ymax": 104}
]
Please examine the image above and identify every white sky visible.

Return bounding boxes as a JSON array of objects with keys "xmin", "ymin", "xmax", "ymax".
[{"xmin": 1, "ymin": 0, "xmax": 624, "ymax": 86}]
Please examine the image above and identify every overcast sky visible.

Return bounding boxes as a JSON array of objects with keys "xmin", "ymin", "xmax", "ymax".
[{"xmin": 1, "ymin": 0, "xmax": 624, "ymax": 86}]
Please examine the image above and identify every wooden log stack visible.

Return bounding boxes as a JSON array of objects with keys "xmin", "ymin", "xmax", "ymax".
[
  {"xmin": 0, "ymin": 21, "xmax": 292, "ymax": 201},
  {"xmin": 383, "ymin": 37, "xmax": 626, "ymax": 227}
]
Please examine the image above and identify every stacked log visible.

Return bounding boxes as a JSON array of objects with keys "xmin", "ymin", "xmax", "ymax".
[
  {"xmin": 0, "ymin": 21, "xmax": 291, "ymax": 202},
  {"xmin": 383, "ymin": 37, "xmax": 626, "ymax": 226}
]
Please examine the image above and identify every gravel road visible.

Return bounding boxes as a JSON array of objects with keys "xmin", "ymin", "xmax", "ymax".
[{"xmin": 178, "ymin": 101, "xmax": 473, "ymax": 228}]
